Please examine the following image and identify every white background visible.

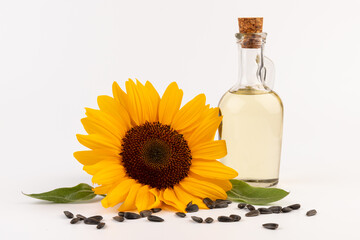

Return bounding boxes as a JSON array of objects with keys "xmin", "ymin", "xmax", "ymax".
[{"xmin": 1, "ymin": 0, "xmax": 359, "ymax": 239}]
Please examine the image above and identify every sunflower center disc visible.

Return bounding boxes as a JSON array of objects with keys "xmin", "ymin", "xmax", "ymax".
[{"xmin": 120, "ymin": 122, "xmax": 192, "ymax": 190}]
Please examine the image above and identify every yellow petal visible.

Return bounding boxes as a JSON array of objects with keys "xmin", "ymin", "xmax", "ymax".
[
  {"xmin": 186, "ymin": 107, "xmax": 222, "ymax": 149},
  {"xmin": 148, "ymin": 188, "xmax": 162, "ymax": 209},
  {"xmin": 83, "ymin": 159, "xmax": 121, "ymax": 175},
  {"xmin": 97, "ymin": 95, "xmax": 131, "ymax": 130},
  {"xmin": 93, "ymin": 183, "xmax": 116, "ymax": 195},
  {"xmin": 118, "ymin": 182, "xmax": 142, "ymax": 211},
  {"xmin": 101, "ymin": 178, "xmax": 135, "ymax": 208},
  {"xmin": 160, "ymin": 188, "xmax": 185, "ymax": 211},
  {"xmin": 76, "ymin": 134, "xmax": 120, "ymax": 151},
  {"xmin": 84, "ymin": 108, "xmax": 125, "ymax": 137},
  {"xmin": 179, "ymin": 173, "xmax": 227, "ymax": 200},
  {"xmin": 158, "ymin": 82, "xmax": 183, "ymax": 125},
  {"xmin": 91, "ymin": 164, "xmax": 126, "ymax": 185},
  {"xmin": 191, "ymin": 140, "xmax": 227, "ymax": 160},
  {"xmin": 145, "ymin": 81, "xmax": 160, "ymax": 122},
  {"xmin": 112, "ymin": 81, "xmax": 129, "ymax": 111},
  {"xmin": 188, "ymin": 172, "xmax": 233, "ymax": 192},
  {"xmin": 190, "ymin": 159, "xmax": 238, "ymax": 179},
  {"xmin": 81, "ymin": 118, "xmax": 121, "ymax": 145},
  {"xmin": 173, "ymin": 185, "xmax": 207, "ymax": 209},
  {"xmin": 135, "ymin": 185, "xmax": 157, "ymax": 212},
  {"xmin": 73, "ymin": 149, "xmax": 119, "ymax": 165},
  {"xmin": 172, "ymin": 94, "xmax": 206, "ymax": 132},
  {"xmin": 125, "ymin": 79, "xmax": 145, "ymax": 125}
]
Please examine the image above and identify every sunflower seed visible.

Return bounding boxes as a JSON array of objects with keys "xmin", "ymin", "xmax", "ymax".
[
  {"xmin": 147, "ymin": 215, "xmax": 164, "ymax": 222},
  {"xmin": 113, "ymin": 216, "xmax": 124, "ymax": 222},
  {"xmin": 76, "ymin": 214, "xmax": 86, "ymax": 220},
  {"xmin": 246, "ymin": 204, "xmax": 256, "ymax": 211},
  {"xmin": 124, "ymin": 212, "xmax": 141, "ymax": 219},
  {"xmin": 268, "ymin": 206, "xmax": 282, "ymax": 213},
  {"xmin": 88, "ymin": 215, "xmax": 103, "ymax": 221},
  {"xmin": 306, "ymin": 209, "xmax": 317, "ymax": 216},
  {"xmin": 214, "ymin": 202, "xmax": 228, "ymax": 208},
  {"xmin": 224, "ymin": 200, "xmax": 232, "ymax": 204},
  {"xmin": 288, "ymin": 204, "xmax": 301, "ymax": 210},
  {"xmin": 63, "ymin": 211, "xmax": 74, "ymax": 219},
  {"xmin": 185, "ymin": 203, "xmax": 199, "ymax": 213},
  {"xmin": 97, "ymin": 222, "xmax": 105, "ymax": 229},
  {"xmin": 204, "ymin": 217, "xmax": 214, "ymax": 223},
  {"xmin": 84, "ymin": 218, "xmax": 100, "ymax": 225},
  {"xmin": 191, "ymin": 216, "xmax": 203, "ymax": 223},
  {"xmin": 186, "ymin": 201, "xmax": 193, "ymax": 208},
  {"xmin": 118, "ymin": 212, "xmax": 125, "ymax": 217},
  {"xmin": 217, "ymin": 216, "xmax": 234, "ymax": 222},
  {"xmin": 281, "ymin": 207, "xmax": 292, "ymax": 213},
  {"xmin": 245, "ymin": 210, "xmax": 260, "ymax": 217},
  {"xmin": 237, "ymin": 203, "xmax": 246, "ymax": 209},
  {"xmin": 151, "ymin": 208, "xmax": 162, "ymax": 213},
  {"xmin": 140, "ymin": 210, "xmax": 152, "ymax": 218},
  {"xmin": 263, "ymin": 223, "xmax": 279, "ymax": 230},
  {"xmin": 229, "ymin": 214, "xmax": 241, "ymax": 222},
  {"xmin": 175, "ymin": 212, "xmax": 186, "ymax": 218},
  {"xmin": 258, "ymin": 208, "xmax": 272, "ymax": 214},
  {"xmin": 70, "ymin": 218, "xmax": 80, "ymax": 224},
  {"xmin": 203, "ymin": 198, "xmax": 215, "ymax": 209}
]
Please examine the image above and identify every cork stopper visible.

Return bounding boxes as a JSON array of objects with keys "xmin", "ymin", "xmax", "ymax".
[
  {"xmin": 238, "ymin": 17, "xmax": 263, "ymax": 33},
  {"xmin": 237, "ymin": 17, "xmax": 264, "ymax": 48}
]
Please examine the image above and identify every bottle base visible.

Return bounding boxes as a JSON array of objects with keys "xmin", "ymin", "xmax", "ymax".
[{"xmin": 240, "ymin": 178, "xmax": 279, "ymax": 188}]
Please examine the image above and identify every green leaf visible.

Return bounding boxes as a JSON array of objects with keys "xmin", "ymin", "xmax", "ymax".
[
  {"xmin": 227, "ymin": 179, "xmax": 289, "ymax": 205},
  {"xmin": 23, "ymin": 183, "xmax": 98, "ymax": 203}
]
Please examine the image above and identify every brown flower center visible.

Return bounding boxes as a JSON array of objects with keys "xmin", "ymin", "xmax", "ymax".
[{"xmin": 120, "ymin": 122, "xmax": 192, "ymax": 190}]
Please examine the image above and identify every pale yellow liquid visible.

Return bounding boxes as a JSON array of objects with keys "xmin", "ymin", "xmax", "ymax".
[{"xmin": 219, "ymin": 88, "xmax": 283, "ymax": 187}]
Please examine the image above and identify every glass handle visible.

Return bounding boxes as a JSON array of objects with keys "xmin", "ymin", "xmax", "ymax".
[{"xmin": 262, "ymin": 56, "xmax": 275, "ymax": 89}]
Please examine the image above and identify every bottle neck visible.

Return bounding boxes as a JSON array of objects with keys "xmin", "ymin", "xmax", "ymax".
[{"xmin": 231, "ymin": 33, "xmax": 267, "ymax": 92}]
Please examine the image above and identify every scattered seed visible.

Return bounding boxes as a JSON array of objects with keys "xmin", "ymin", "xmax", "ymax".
[
  {"xmin": 215, "ymin": 199, "xmax": 228, "ymax": 204},
  {"xmin": 151, "ymin": 208, "xmax": 162, "ymax": 213},
  {"xmin": 288, "ymin": 204, "xmax": 301, "ymax": 210},
  {"xmin": 186, "ymin": 201, "xmax": 193, "ymax": 208},
  {"xmin": 258, "ymin": 208, "xmax": 272, "ymax": 214},
  {"xmin": 63, "ymin": 211, "xmax": 74, "ymax": 219},
  {"xmin": 229, "ymin": 214, "xmax": 241, "ymax": 222},
  {"xmin": 246, "ymin": 204, "xmax": 256, "ymax": 211},
  {"xmin": 214, "ymin": 202, "xmax": 228, "ymax": 208},
  {"xmin": 140, "ymin": 210, "xmax": 152, "ymax": 218},
  {"xmin": 245, "ymin": 210, "xmax": 260, "ymax": 217},
  {"xmin": 185, "ymin": 204, "xmax": 199, "ymax": 213},
  {"xmin": 124, "ymin": 212, "xmax": 141, "ymax": 219},
  {"xmin": 118, "ymin": 212, "xmax": 125, "ymax": 217},
  {"xmin": 191, "ymin": 216, "xmax": 203, "ymax": 223},
  {"xmin": 70, "ymin": 218, "xmax": 80, "ymax": 224},
  {"xmin": 306, "ymin": 209, "xmax": 317, "ymax": 217},
  {"xmin": 237, "ymin": 203, "xmax": 246, "ymax": 209},
  {"xmin": 175, "ymin": 212, "xmax": 186, "ymax": 218},
  {"xmin": 113, "ymin": 216, "xmax": 124, "ymax": 222},
  {"xmin": 84, "ymin": 218, "xmax": 100, "ymax": 225},
  {"xmin": 97, "ymin": 222, "xmax": 105, "ymax": 229},
  {"xmin": 281, "ymin": 207, "xmax": 292, "ymax": 213},
  {"xmin": 203, "ymin": 198, "xmax": 214, "ymax": 209},
  {"xmin": 218, "ymin": 216, "xmax": 234, "ymax": 222},
  {"xmin": 268, "ymin": 206, "xmax": 282, "ymax": 214},
  {"xmin": 88, "ymin": 215, "xmax": 103, "ymax": 221},
  {"xmin": 76, "ymin": 214, "xmax": 86, "ymax": 220},
  {"xmin": 204, "ymin": 217, "xmax": 214, "ymax": 223},
  {"xmin": 147, "ymin": 215, "xmax": 164, "ymax": 222},
  {"xmin": 263, "ymin": 223, "xmax": 279, "ymax": 230}
]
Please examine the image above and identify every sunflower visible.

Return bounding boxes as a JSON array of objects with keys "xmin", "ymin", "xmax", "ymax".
[{"xmin": 74, "ymin": 79, "xmax": 238, "ymax": 212}]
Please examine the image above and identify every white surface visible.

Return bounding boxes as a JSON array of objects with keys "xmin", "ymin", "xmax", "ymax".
[{"xmin": 1, "ymin": 0, "xmax": 360, "ymax": 239}]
